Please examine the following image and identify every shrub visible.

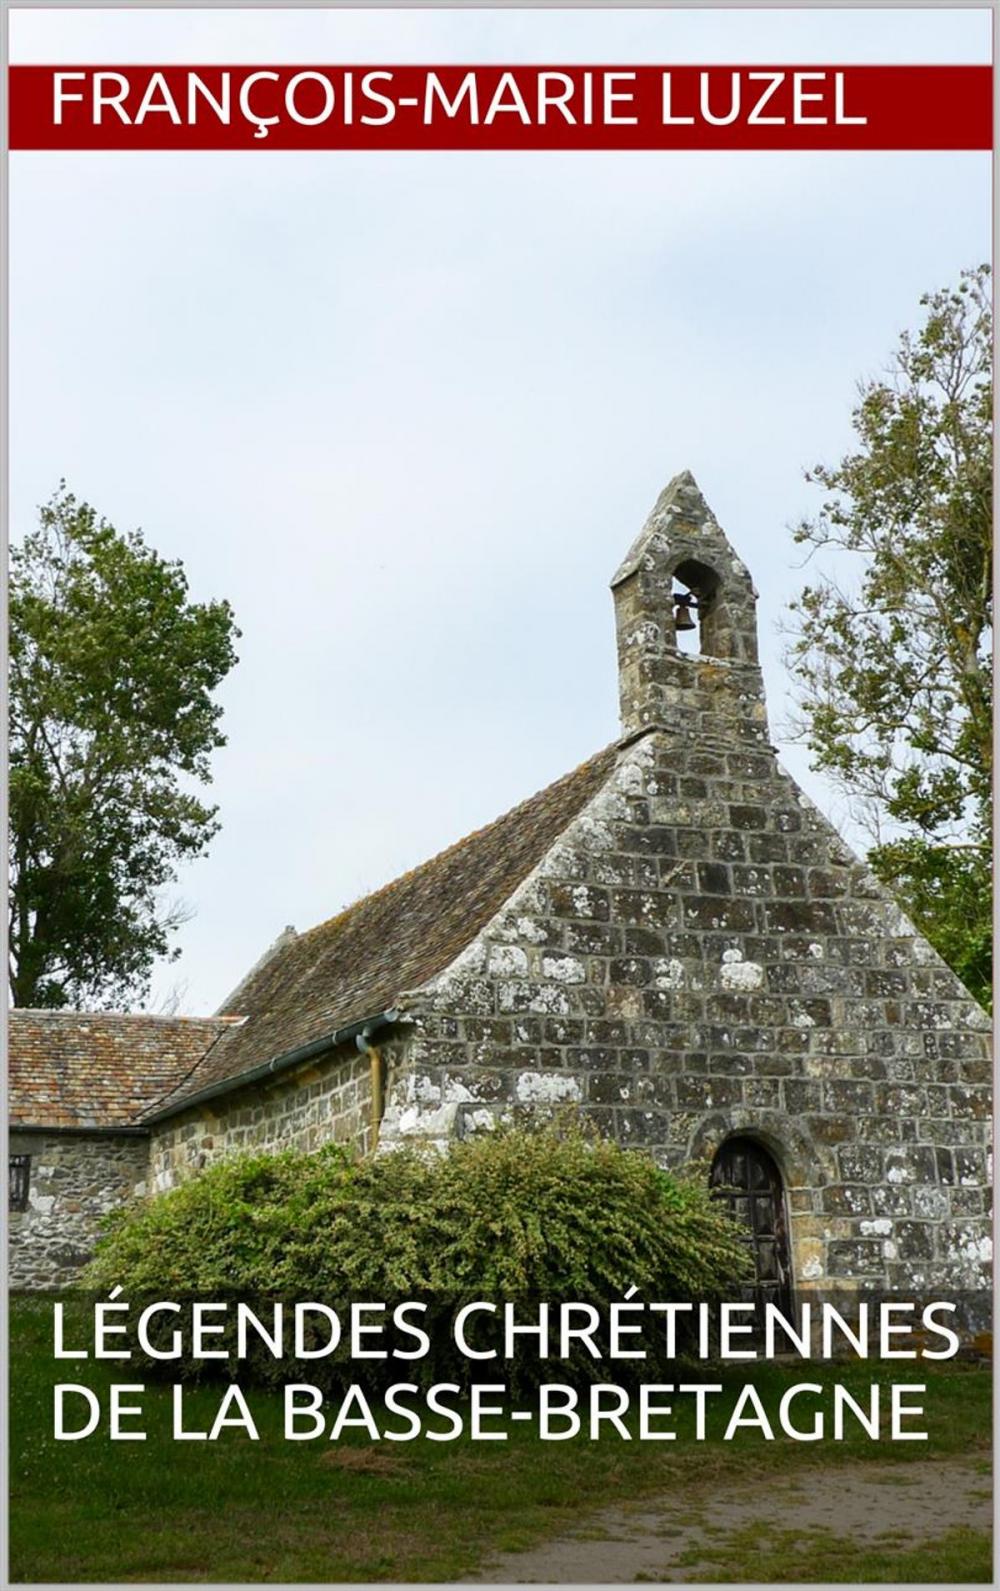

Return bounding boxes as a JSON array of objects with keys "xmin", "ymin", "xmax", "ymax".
[
  {"xmin": 88, "ymin": 1143, "xmax": 354, "ymax": 1295},
  {"xmin": 88, "ymin": 1120, "xmax": 750, "ymax": 1391}
]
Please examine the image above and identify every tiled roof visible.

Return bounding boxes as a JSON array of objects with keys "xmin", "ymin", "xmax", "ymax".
[
  {"xmin": 8, "ymin": 1012, "xmax": 237, "ymax": 1130},
  {"xmin": 8, "ymin": 745, "xmax": 620, "ymax": 1128},
  {"xmin": 150, "ymin": 743, "xmax": 620, "ymax": 1116}
]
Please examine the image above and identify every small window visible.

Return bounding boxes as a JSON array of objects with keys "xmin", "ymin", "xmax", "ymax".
[{"xmin": 9, "ymin": 1154, "xmax": 31, "ymax": 1212}]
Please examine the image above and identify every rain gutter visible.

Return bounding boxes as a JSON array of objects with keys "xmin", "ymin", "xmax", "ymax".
[
  {"xmin": 11, "ymin": 1123, "xmax": 150, "ymax": 1138},
  {"xmin": 141, "ymin": 1009, "xmax": 399, "ymax": 1126}
]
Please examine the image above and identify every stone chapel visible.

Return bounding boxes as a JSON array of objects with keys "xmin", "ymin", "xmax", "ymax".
[{"xmin": 9, "ymin": 472, "xmax": 992, "ymax": 1296}]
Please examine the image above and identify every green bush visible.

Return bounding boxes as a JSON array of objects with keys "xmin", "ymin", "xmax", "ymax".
[
  {"xmin": 88, "ymin": 1121, "xmax": 750, "ymax": 1391},
  {"xmin": 89, "ymin": 1142, "xmax": 354, "ymax": 1296}
]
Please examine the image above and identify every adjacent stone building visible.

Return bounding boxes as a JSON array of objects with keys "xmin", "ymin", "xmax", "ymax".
[
  {"xmin": 8, "ymin": 1012, "xmax": 235, "ymax": 1289},
  {"xmin": 9, "ymin": 472, "xmax": 992, "ymax": 1298}
]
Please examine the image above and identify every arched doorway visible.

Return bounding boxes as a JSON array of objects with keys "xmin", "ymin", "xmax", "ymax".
[{"xmin": 710, "ymin": 1136, "xmax": 793, "ymax": 1315}]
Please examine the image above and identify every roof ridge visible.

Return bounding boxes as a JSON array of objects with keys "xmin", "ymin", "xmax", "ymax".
[
  {"xmin": 9, "ymin": 1009, "xmax": 241, "ymax": 1024},
  {"xmin": 149, "ymin": 739, "xmax": 623, "ymax": 1114}
]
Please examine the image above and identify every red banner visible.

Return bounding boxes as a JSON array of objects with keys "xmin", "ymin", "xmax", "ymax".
[{"xmin": 9, "ymin": 64, "xmax": 991, "ymax": 151}]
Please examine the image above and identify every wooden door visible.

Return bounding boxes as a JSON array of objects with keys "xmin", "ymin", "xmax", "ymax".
[{"xmin": 710, "ymin": 1136, "xmax": 793, "ymax": 1316}]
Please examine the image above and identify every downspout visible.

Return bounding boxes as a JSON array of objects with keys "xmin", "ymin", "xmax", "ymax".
[{"xmin": 356, "ymin": 1023, "xmax": 390, "ymax": 1152}]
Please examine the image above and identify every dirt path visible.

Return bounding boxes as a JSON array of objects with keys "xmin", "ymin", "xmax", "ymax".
[{"xmin": 466, "ymin": 1458, "xmax": 992, "ymax": 1584}]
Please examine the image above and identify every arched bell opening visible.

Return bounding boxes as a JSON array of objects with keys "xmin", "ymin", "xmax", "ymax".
[
  {"xmin": 710, "ymin": 1134, "xmax": 794, "ymax": 1318},
  {"xmin": 671, "ymin": 558, "xmax": 722, "ymax": 657}
]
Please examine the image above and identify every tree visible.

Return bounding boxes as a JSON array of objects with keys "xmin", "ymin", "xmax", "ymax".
[
  {"xmin": 9, "ymin": 487, "xmax": 240, "ymax": 1008},
  {"xmin": 786, "ymin": 265, "xmax": 992, "ymax": 1006}
]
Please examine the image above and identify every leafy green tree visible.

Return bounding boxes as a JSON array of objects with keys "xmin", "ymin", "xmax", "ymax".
[
  {"xmin": 786, "ymin": 265, "xmax": 991, "ymax": 1006},
  {"xmin": 9, "ymin": 486, "xmax": 239, "ymax": 1008}
]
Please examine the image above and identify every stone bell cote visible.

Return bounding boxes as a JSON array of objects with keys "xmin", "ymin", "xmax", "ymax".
[{"xmin": 610, "ymin": 471, "xmax": 770, "ymax": 747}]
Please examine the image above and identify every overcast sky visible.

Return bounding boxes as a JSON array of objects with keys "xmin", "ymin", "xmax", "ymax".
[{"xmin": 10, "ymin": 7, "xmax": 991, "ymax": 1015}]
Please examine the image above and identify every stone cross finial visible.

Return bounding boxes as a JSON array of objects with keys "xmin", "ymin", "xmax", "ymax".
[{"xmin": 611, "ymin": 471, "xmax": 769, "ymax": 745}]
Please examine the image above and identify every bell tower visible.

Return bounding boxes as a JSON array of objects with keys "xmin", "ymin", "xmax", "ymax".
[{"xmin": 611, "ymin": 470, "xmax": 770, "ymax": 747}]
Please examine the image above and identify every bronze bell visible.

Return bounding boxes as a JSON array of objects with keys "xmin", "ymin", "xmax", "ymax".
[{"xmin": 673, "ymin": 592, "xmax": 698, "ymax": 632}]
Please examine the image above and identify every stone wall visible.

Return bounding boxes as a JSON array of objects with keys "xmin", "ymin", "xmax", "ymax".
[
  {"xmin": 380, "ymin": 743, "xmax": 991, "ymax": 1295},
  {"xmin": 149, "ymin": 1041, "xmax": 374, "ymax": 1191},
  {"xmin": 9, "ymin": 1130, "xmax": 149, "ymax": 1290},
  {"xmin": 10, "ymin": 1042, "xmax": 376, "ymax": 1288}
]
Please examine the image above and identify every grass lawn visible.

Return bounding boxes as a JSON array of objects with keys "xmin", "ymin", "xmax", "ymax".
[
  {"xmin": 666, "ymin": 1522, "xmax": 991, "ymax": 1586},
  {"xmin": 9, "ymin": 1295, "xmax": 993, "ymax": 1584}
]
